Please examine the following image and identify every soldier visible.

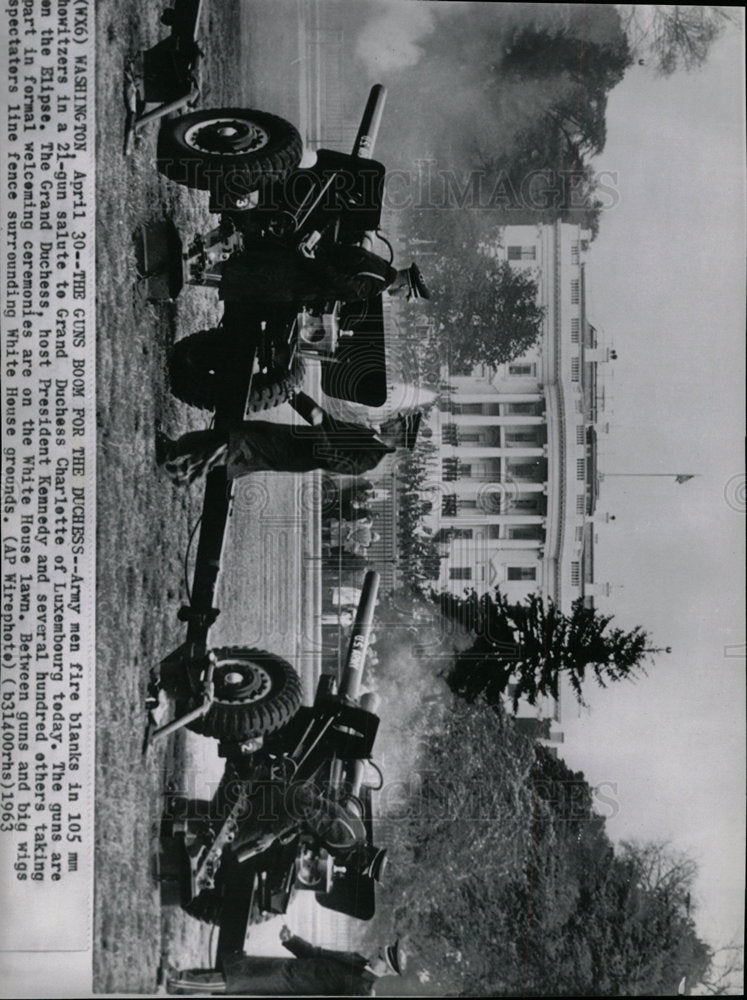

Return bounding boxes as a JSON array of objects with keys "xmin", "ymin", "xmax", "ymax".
[
  {"xmin": 231, "ymin": 782, "xmax": 387, "ymax": 881},
  {"xmin": 218, "ymin": 238, "xmax": 430, "ymax": 306},
  {"xmin": 165, "ymin": 928, "xmax": 406, "ymax": 995},
  {"xmin": 156, "ymin": 404, "xmax": 422, "ymax": 487}
]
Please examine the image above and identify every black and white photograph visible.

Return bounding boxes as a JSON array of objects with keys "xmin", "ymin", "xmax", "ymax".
[{"xmin": 1, "ymin": 2, "xmax": 745, "ymax": 996}]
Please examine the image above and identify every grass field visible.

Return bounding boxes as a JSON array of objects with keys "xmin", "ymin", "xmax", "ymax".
[{"xmin": 93, "ymin": 2, "xmax": 247, "ymax": 991}]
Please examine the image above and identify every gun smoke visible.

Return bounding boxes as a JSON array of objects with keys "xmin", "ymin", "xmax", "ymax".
[{"xmin": 347, "ymin": 2, "xmax": 625, "ymax": 176}]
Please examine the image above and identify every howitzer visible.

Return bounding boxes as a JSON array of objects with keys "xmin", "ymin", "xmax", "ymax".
[
  {"xmin": 138, "ymin": 71, "xmax": 392, "ymax": 411},
  {"xmin": 160, "ymin": 572, "xmax": 388, "ymax": 952}
]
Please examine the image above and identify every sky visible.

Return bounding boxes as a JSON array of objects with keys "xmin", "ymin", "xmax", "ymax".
[{"xmin": 557, "ymin": 21, "xmax": 746, "ymax": 963}]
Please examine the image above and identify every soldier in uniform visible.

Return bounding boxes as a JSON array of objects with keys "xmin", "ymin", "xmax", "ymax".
[
  {"xmin": 165, "ymin": 927, "xmax": 406, "ymax": 996},
  {"xmin": 156, "ymin": 404, "xmax": 422, "ymax": 487},
  {"xmin": 218, "ymin": 238, "xmax": 430, "ymax": 305}
]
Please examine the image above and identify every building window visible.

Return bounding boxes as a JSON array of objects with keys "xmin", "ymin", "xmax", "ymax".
[
  {"xmin": 508, "ymin": 526, "xmax": 544, "ymax": 540},
  {"xmin": 449, "ymin": 567, "xmax": 472, "ymax": 581},
  {"xmin": 509, "ymin": 461, "xmax": 545, "ymax": 483},
  {"xmin": 505, "ymin": 430, "xmax": 538, "ymax": 446},
  {"xmin": 450, "ymin": 362, "xmax": 473, "ymax": 377},
  {"xmin": 576, "ymin": 425, "xmax": 586, "ymax": 446},
  {"xmin": 576, "ymin": 459, "xmax": 585, "ymax": 480},
  {"xmin": 575, "ymin": 526, "xmax": 584, "ymax": 542},
  {"xmin": 505, "ymin": 402, "xmax": 539, "ymax": 415},
  {"xmin": 458, "ymin": 498, "xmax": 478, "ymax": 510},
  {"xmin": 507, "ymin": 566, "xmax": 537, "ymax": 581},
  {"xmin": 479, "ymin": 491, "xmax": 505, "ymax": 514},
  {"xmin": 451, "ymin": 528, "xmax": 474, "ymax": 540},
  {"xmin": 571, "ymin": 357, "xmax": 580, "ymax": 382},
  {"xmin": 571, "ymin": 318, "xmax": 580, "ymax": 343},
  {"xmin": 508, "ymin": 363, "xmax": 536, "ymax": 377},
  {"xmin": 441, "ymin": 423, "xmax": 458, "ymax": 445},
  {"xmin": 513, "ymin": 497, "xmax": 540, "ymax": 511},
  {"xmin": 570, "ymin": 242, "xmax": 580, "ymax": 264},
  {"xmin": 571, "ymin": 279, "xmax": 580, "ymax": 304},
  {"xmin": 442, "ymin": 495, "xmax": 457, "ymax": 517},
  {"xmin": 442, "ymin": 458, "xmax": 470, "ymax": 481},
  {"xmin": 508, "ymin": 245, "xmax": 536, "ymax": 260},
  {"xmin": 459, "ymin": 432, "xmax": 481, "ymax": 444},
  {"xmin": 576, "ymin": 495, "xmax": 586, "ymax": 515},
  {"xmin": 571, "ymin": 562, "xmax": 581, "ymax": 586},
  {"xmin": 442, "ymin": 457, "xmax": 459, "ymax": 482},
  {"xmin": 452, "ymin": 403, "xmax": 485, "ymax": 415}
]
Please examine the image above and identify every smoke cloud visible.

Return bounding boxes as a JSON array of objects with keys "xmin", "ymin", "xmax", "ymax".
[
  {"xmin": 355, "ymin": 0, "xmax": 440, "ymax": 75},
  {"xmin": 362, "ymin": 593, "xmax": 474, "ymax": 794},
  {"xmin": 347, "ymin": 3, "xmax": 619, "ymax": 176}
]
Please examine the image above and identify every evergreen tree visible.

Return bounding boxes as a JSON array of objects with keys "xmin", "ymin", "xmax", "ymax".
[{"xmin": 437, "ymin": 589, "xmax": 653, "ymax": 710}]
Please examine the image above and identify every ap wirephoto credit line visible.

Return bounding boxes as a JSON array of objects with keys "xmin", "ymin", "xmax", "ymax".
[{"xmin": 1, "ymin": 2, "xmax": 745, "ymax": 997}]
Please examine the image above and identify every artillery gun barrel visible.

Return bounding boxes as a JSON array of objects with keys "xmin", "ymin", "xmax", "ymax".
[
  {"xmin": 352, "ymin": 84, "xmax": 387, "ymax": 160},
  {"xmin": 338, "ymin": 570, "xmax": 380, "ymax": 702}
]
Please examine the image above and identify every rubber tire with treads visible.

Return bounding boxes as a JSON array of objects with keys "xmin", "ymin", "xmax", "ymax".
[
  {"xmin": 245, "ymin": 355, "xmax": 306, "ymax": 413},
  {"xmin": 157, "ymin": 107, "xmax": 302, "ymax": 192},
  {"xmin": 168, "ymin": 328, "xmax": 227, "ymax": 411},
  {"xmin": 185, "ymin": 888, "xmax": 223, "ymax": 925},
  {"xmin": 169, "ymin": 330, "xmax": 306, "ymax": 413},
  {"xmin": 186, "ymin": 647, "xmax": 302, "ymax": 742}
]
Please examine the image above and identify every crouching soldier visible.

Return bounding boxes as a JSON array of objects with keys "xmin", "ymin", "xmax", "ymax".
[
  {"xmin": 165, "ymin": 927, "xmax": 406, "ymax": 995},
  {"xmin": 156, "ymin": 398, "xmax": 422, "ymax": 487},
  {"xmin": 217, "ymin": 238, "xmax": 430, "ymax": 306}
]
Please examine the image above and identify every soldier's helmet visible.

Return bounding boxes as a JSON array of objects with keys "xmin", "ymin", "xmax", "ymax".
[{"xmin": 379, "ymin": 411, "xmax": 422, "ymax": 450}]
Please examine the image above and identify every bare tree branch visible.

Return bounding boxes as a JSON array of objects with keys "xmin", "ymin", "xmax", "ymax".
[{"xmin": 617, "ymin": 5, "xmax": 739, "ymax": 75}]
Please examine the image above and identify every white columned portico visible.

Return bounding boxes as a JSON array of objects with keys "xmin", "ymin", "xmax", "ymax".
[
  {"xmin": 441, "ymin": 514, "xmax": 545, "ymax": 525},
  {"xmin": 451, "ymin": 447, "xmax": 546, "ymax": 459},
  {"xmin": 452, "ymin": 414, "xmax": 545, "ymax": 426},
  {"xmin": 446, "ymin": 392, "xmax": 544, "ymax": 404}
]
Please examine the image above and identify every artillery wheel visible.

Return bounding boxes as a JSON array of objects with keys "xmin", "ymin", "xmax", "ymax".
[
  {"xmin": 157, "ymin": 107, "xmax": 302, "ymax": 192},
  {"xmin": 168, "ymin": 328, "xmax": 227, "ymax": 411},
  {"xmin": 185, "ymin": 647, "xmax": 302, "ymax": 742},
  {"xmin": 169, "ymin": 329, "xmax": 306, "ymax": 413},
  {"xmin": 184, "ymin": 888, "xmax": 223, "ymax": 925},
  {"xmin": 245, "ymin": 355, "xmax": 306, "ymax": 413}
]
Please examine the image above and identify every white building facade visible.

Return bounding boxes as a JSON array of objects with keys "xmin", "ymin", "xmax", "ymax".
[{"xmin": 429, "ymin": 222, "xmax": 613, "ymax": 618}]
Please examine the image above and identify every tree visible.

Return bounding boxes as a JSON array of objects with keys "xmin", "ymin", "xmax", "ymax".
[
  {"xmin": 400, "ymin": 200, "xmax": 546, "ymax": 373},
  {"xmin": 619, "ymin": 838, "xmax": 698, "ymax": 913},
  {"xmin": 618, "ymin": 6, "xmax": 737, "ymax": 75},
  {"xmin": 430, "ymin": 256, "xmax": 544, "ymax": 371},
  {"xmin": 394, "ymin": 438, "xmax": 446, "ymax": 591},
  {"xmin": 437, "ymin": 588, "xmax": 655, "ymax": 710},
  {"xmin": 468, "ymin": 7, "xmax": 632, "ymax": 233},
  {"xmin": 408, "ymin": 208, "xmax": 544, "ymax": 370},
  {"xmin": 612, "ymin": 840, "xmax": 713, "ymax": 995},
  {"xmin": 700, "ymin": 938, "xmax": 745, "ymax": 995},
  {"xmin": 359, "ymin": 695, "xmax": 714, "ymax": 996}
]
